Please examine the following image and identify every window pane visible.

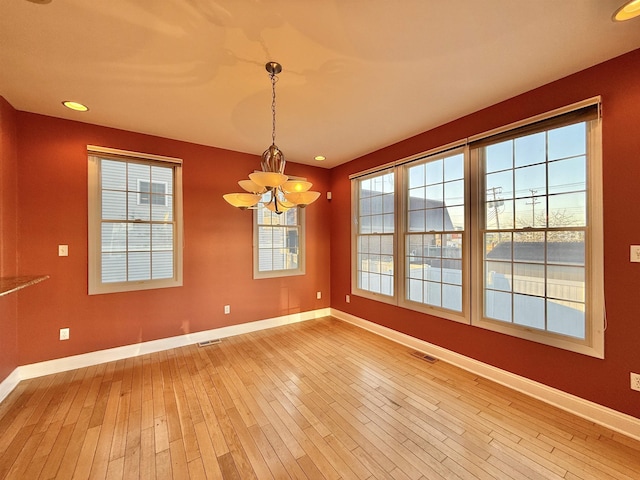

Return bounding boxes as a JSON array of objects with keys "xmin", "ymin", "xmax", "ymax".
[
  {"xmin": 513, "ymin": 294, "xmax": 545, "ymax": 329},
  {"xmin": 547, "ymin": 299, "xmax": 585, "ymax": 338},
  {"xmin": 548, "ymin": 156, "xmax": 585, "ymax": 194},
  {"xmin": 102, "ymin": 191, "xmax": 127, "ymax": 220},
  {"xmin": 485, "ymin": 141, "xmax": 512, "ymax": 173},
  {"xmin": 548, "ymin": 192, "xmax": 586, "ymax": 227},
  {"xmin": 548, "ymin": 123, "xmax": 586, "ymax": 161},
  {"xmin": 128, "ymin": 252, "xmax": 151, "ymax": 281},
  {"xmin": 515, "ymin": 132, "xmax": 545, "ymax": 167},
  {"xmin": 485, "ymin": 290, "xmax": 512, "ymax": 322},
  {"xmin": 102, "ymin": 160, "xmax": 126, "ymax": 190},
  {"xmin": 152, "ymin": 251, "xmax": 173, "ymax": 279},
  {"xmin": 102, "ymin": 253, "xmax": 126, "ymax": 283}
]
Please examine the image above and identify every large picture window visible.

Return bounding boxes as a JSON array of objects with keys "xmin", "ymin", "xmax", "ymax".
[
  {"xmin": 350, "ymin": 99, "xmax": 603, "ymax": 357},
  {"xmin": 88, "ymin": 146, "xmax": 183, "ymax": 294}
]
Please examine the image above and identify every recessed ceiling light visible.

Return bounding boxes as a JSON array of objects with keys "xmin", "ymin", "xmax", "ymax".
[
  {"xmin": 314, "ymin": 155, "xmax": 326, "ymax": 162},
  {"xmin": 613, "ymin": 0, "xmax": 640, "ymax": 21},
  {"xmin": 62, "ymin": 101, "xmax": 89, "ymax": 112}
]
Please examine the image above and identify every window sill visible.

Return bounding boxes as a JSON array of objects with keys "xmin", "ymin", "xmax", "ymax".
[{"xmin": 0, "ymin": 275, "xmax": 49, "ymax": 297}]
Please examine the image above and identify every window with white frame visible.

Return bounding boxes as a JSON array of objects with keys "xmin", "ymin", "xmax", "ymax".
[
  {"xmin": 350, "ymin": 99, "xmax": 603, "ymax": 357},
  {"xmin": 88, "ymin": 146, "xmax": 183, "ymax": 294},
  {"xmin": 403, "ymin": 149, "xmax": 466, "ymax": 317},
  {"xmin": 254, "ymin": 200, "xmax": 305, "ymax": 278},
  {"xmin": 471, "ymin": 102, "xmax": 603, "ymax": 356},
  {"xmin": 352, "ymin": 169, "xmax": 395, "ymax": 301}
]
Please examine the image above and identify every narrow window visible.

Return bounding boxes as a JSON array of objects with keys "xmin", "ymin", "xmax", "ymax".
[
  {"xmin": 352, "ymin": 170, "xmax": 395, "ymax": 301},
  {"xmin": 403, "ymin": 150, "xmax": 466, "ymax": 318}
]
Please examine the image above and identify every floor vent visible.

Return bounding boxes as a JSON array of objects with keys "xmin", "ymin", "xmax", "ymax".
[
  {"xmin": 410, "ymin": 351, "xmax": 438, "ymax": 363},
  {"xmin": 197, "ymin": 339, "xmax": 221, "ymax": 347}
]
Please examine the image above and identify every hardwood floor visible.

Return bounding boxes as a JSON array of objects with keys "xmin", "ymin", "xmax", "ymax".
[{"xmin": 1, "ymin": 317, "xmax": 639, "ymax": 479}]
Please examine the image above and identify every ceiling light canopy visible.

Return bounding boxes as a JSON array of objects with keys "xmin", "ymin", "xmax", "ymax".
[
  {"xmin": 613, "ymin": 0, "xmax": 640, "ymax": 21},
  {"xmin": 223, "ymin": 62, "xmax": 320, "ymax": 213}
]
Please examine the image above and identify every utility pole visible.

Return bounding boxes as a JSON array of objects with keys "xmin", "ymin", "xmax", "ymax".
[
  {"xmin": 487, "ymin": 186, "xmax": 503, "ymax": 244},
  {"xmin": 526, "ymin": 189, "xmax": 540, "ymax": 227}
]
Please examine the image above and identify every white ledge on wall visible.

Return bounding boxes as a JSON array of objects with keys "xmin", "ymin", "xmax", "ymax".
[{"xmin": 329, "ymin": 308, "xmax": 640, "ymax": 443}]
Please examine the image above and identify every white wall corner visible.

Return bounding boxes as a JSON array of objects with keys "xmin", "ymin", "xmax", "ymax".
[{"xmin": 330, "ymin": 307, "xmax": 640, "ymax": 442}]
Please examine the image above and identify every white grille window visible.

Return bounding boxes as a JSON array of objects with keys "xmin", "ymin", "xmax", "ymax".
[
  {"xmin": 88, "ymin": 146, "xmax": 183, "ymax": 294},
  {"xmin": 352, "ymin": 170, "xmax": 395, "ymax": 301},
  {"xmin": 404, "ymin": 150, "xmax": 465, "ymax": 314},
  {"xmin": 254, "ymin": 199, "xmax": 304, "ymax": 279},
  {"xmin": 471, "ymin": 103, "xmax": 603, "ymax": 356}
]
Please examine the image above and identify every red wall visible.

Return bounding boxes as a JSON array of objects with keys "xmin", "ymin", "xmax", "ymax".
[
  {"xmin": 0, "ymin": 97, "xmax": 19, "ymax": 382},
  {"xmin": 330, "ymin": 48, "xmax": 640, "ymax": 419},
  {"xmin": 14, "ymin": 112, "xmax": 331, "ymax": 366}
]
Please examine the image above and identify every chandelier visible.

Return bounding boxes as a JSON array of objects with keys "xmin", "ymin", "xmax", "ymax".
[{"xmin": 223, "ymin": 62, "xmax": 320, "ymax": 214}]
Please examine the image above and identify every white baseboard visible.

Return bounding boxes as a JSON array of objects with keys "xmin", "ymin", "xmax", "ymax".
[
  {"xmin": 0, "ymin": 308, "xmax": 330, "ymax": 404},
  {"xmin": 0, "ymin": 368, "xmax": 21, "ymax": 405},
  {"xmin": 330, "ymin": 308, "xmax": 640, "ymax": 442}
]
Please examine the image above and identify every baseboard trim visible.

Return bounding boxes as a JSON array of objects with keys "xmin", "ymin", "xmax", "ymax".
[
  {"xmin": 330, "ymin": 308, "xmax": 640, "ymax": 442},
  {"xmin": 0, "ymin": 368, "xmax": 21, "ymax": 405},
  {"xmin": 0, "ymin": 308, "xmax": 330, "ymax": 404}
]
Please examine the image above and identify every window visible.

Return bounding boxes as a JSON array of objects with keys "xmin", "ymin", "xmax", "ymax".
[
  {"xmin": 350, "ymin": 99, "xmax": 603, "ymax": 357},
  {"xmin": 254, "ymin": 198, "xmax": 305, "ymax": 278},
  {"xmin": 88, "ymin": 146, "xmax": 183, "ymax": 294},
  {"xmin": 403, "ymin": 150, "xmax": 467, "ymax": 319},
  {"xmin": 352, "ymin": 169, "xmax": 395, "ymax": 301},
  {"xmin": 471, "ymin": 102, "xmax": 603, "ymax": 357}
]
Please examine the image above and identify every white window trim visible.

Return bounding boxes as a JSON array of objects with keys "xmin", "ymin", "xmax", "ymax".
[{"xmin": 88, "ymin": 146, "xmax": 183, "ymax": 295}]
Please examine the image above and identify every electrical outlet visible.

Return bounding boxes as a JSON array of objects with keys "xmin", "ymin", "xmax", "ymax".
[
  {"xmin": 60, "ymin": 328, "xmax": 69, "ymax": 341},
  {"xmin": 346, "ymin": 294, "xmax": 350, "ymax": 303},
  {"xmin": 316, "ymin": 291, "xmax": 322, "ymax": 299},
  {"xmin": 631, "ymin": 372, "xmax": 640, "ymax": 392},
  {"xmin": 224, "ymin": 305, "xmax": 230, "ymax": 314},
  {"xmin": 631, "ymin": 246, "xmax": 640, "ymax": 263},
  {"xmin": 58, "ymin": 244, "xmax": 68, "ymax": 257}
]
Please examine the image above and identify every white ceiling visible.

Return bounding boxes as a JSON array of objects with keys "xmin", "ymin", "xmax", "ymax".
[{"xmin": 1, "ymin": 1, "xmax": 640, "ymax": 169}]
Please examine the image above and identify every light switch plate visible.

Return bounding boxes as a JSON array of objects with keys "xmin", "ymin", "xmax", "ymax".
[
  {"xmin": 631, "ymin": 245, "xmax": 640, "ymax": 263},
  {"xmin": 58, "ymin": 245, "xmax": 69, "ymax": 257}
]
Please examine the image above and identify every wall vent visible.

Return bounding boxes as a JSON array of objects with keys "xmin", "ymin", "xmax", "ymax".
[
  {"xmin": 410, "ymin": 351, "xmax": 438, "ymax": 363},
  {"xmin": 197, "ymin": 339, "xmax": 221, "ymax": 347}
]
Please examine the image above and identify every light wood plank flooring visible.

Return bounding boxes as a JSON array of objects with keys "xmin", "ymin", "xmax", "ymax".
[{"xmin": 1, "ymin": 317, "xmax": 639, "ymax": 479}]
